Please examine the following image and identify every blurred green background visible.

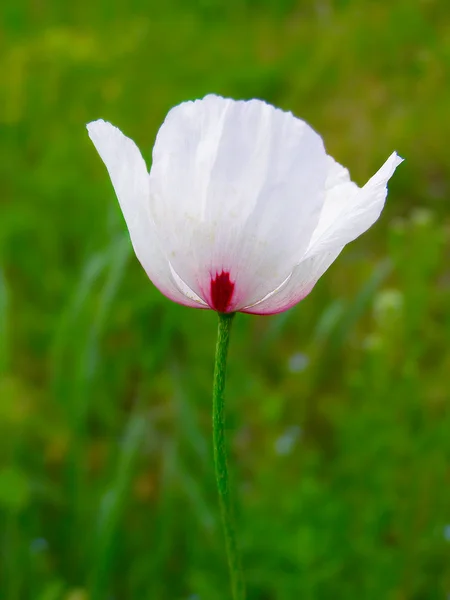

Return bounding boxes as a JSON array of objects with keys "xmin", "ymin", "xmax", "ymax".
[{"xmin": 1, "ymin": 0, "xmax": 450, "ymax": 598}]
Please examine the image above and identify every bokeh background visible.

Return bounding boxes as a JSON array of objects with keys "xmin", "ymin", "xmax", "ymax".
[{"xmin": 1, "ymin": 0, "xmax": 450, "ymax": 598}]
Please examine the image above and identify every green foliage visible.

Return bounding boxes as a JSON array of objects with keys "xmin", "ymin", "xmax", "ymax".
[{"xmin": 0, "ymin": 0, "xmax": 449, "ymax": 598}]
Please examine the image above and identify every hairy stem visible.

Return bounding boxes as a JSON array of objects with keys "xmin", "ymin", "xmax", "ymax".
[{"xmin": 212, "ymin": 312, "xmax": 245, "ymax": 600}]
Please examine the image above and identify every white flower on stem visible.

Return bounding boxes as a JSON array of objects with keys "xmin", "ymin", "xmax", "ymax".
[{"xmin": 87, "ymin": 95, "xmax": 402, "ymax": 315}]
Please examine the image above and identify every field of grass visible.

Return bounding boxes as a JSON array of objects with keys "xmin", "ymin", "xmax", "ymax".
[{"xmin": 1, "ymin": 0, "xmax": 450, "ymax": 598}]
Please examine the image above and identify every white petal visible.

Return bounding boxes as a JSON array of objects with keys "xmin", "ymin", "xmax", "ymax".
[
  {"xmin": 325, "ymin": 154, "xmax": 353, "ymax": 189},
  {"xmin": 148, "ymin": 95, "xmax": 328, "ymax": 311},
  {"xmin": 87, "ymin": 120, "xmax": 206, "ymax": 309},
  {"xmin": 305, "ymin": 152, "xmax": 403, "ymax": 259},
  {"xmin": 242, "ymin": 247, "xmax": 343, "ymax": 315},
  {"xmin": 246, "ymin": 151, "xmax": 402, "ymax": 314}
]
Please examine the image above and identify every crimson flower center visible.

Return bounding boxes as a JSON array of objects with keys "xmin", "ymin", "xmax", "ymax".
[{"xmin": 210, "ymin": 271, "xmax": 235, "ymax": 313}]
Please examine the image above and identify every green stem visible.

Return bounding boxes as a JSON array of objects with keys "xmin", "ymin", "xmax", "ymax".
[{"xmin": 212, "ymin": 312, "xmax": 245, "ymax": 600}]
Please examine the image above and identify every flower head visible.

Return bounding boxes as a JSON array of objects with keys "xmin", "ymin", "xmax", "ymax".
[{"xmin": 87, "ymin": 95, "xmax": 402, "ymax": 314}]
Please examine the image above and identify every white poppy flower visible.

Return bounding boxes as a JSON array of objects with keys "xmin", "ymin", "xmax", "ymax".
[{"xmin": 87, "ymin": 94, "xmax": 402, "ymax": 315}]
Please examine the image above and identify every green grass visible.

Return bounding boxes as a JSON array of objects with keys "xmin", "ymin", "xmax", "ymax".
[{"xmin": 0, "ymin": 0, "xmax": 450, "ymax": 598}]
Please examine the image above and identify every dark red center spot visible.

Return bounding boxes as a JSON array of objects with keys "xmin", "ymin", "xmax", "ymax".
[{"xmin": 210, "ymin": 271, "xmax": 235, "ymax": 313}]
